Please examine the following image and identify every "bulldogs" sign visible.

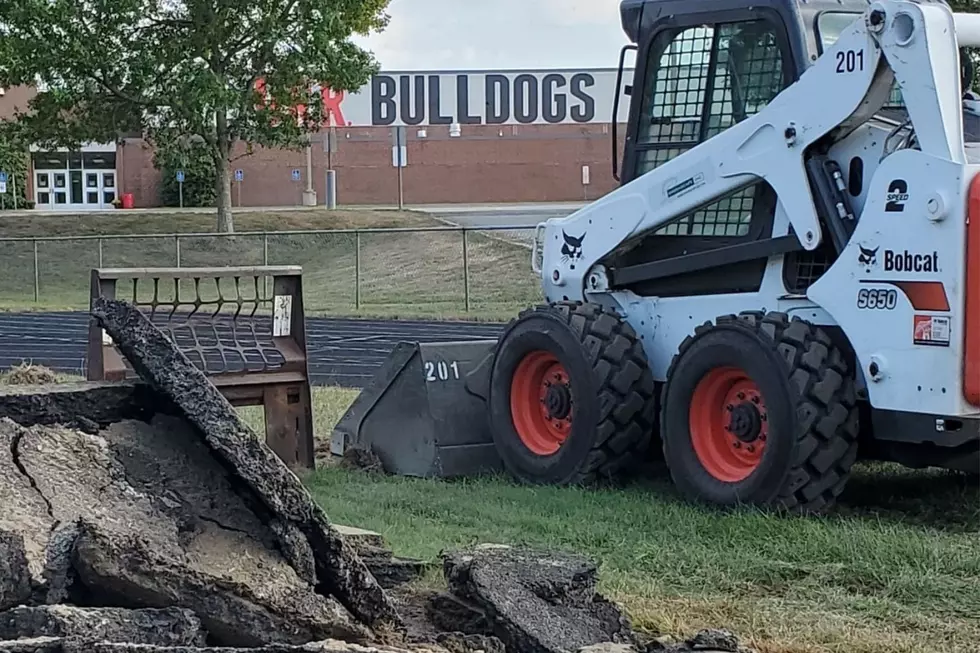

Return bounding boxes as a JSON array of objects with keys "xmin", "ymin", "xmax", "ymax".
[{"xmin": 314, "ymin": 69, "xmax": 634, "ymax": 127}]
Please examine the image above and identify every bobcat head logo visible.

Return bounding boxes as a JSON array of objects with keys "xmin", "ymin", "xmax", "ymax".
[
  {"xmin": 858, "ymin": 245, "xmax": 879, "ymax": 267},
  {"xmin": 561, "ymin": 231, "xmax": 585, "ymax": 264}
]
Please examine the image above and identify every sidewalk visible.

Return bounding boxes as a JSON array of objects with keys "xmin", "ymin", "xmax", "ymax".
[{"xmin": 0, "ymin": 201, "xmax": 590, "ymax": 218}]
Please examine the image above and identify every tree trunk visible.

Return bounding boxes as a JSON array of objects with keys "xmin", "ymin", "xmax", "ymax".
[
  {"xmin": 215, "ymin": 159, "xmax": 234, "ymax": 234},
  {"xmin": 214, "ymin": 111, "xmax": 234, "ymax": 234}
]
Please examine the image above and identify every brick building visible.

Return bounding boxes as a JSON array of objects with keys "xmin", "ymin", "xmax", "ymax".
[{"xmin": 0, "ymin": 68, "xmax": 633, "ymax": 210}]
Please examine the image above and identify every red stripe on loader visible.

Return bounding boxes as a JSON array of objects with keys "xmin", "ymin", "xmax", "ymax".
[{"xmin": 964, "ymin": 174, "xmax": 980, "ymax": 406}]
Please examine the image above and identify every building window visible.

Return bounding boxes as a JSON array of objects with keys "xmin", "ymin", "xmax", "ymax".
[
  {"xmin": 32, "ymin": 152, "xmax": 68, "ymax": 169},
  {"xmin": 83, "ymin": 152, "xmax": 117, "ymax": 169}
]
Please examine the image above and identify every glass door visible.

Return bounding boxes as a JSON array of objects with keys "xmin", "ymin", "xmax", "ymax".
[
  {"xmin": 68, "ymin": 170, "xmax": 84, "ymax": 209},
  {"xmin": 34, "ymin": 172, "xmax": 53, "ymax": 208},
  {"xmin": 85, "ymin": 172, "xmax": 100, "ymax": 207},
  {"xmin": 101, "ymin": 171, "xmax": 117, "ymax": 208},
  {"xmin": 31, "ymin": 149, "xmax": 118, "ymax": 210},
  {"xmin": 52, "ymin": 172, "xmax": 68, "ymax": 207}
]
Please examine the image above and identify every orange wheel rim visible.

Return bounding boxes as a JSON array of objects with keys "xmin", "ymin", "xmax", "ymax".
[
  {"xmin": 689, "ymin": 366, "xmax": 768, "ymax": 482},
  {"xmin": 510, "ymin": 350, "xmax": 574, "ymax": 456}
]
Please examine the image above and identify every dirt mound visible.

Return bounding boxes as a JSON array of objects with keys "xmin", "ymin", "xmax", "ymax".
[{"xmin": 2, "ymin": 363, "xmax": 59, "ymax": 386}]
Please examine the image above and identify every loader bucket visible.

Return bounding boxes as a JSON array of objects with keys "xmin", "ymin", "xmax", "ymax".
[{"xmin": 329, "ymin": 339, "xmax": 502, "ymax": 478}]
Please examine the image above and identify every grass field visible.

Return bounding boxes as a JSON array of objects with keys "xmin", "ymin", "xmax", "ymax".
[
  {"xmin": 0, "ymin": 208, "xmax": 541, "ymax": 320},
  {"xmin": 309, "ymin": 464, "xmax": 979, "ymax": 653},
  {"xmin": 251, "ymin": 383, "xmax": 980, "ymax": 653}
]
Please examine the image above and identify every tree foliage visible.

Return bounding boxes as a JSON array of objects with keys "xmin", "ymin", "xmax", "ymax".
[
  {"xmin": 153, "ymin": 137, "xmax": 218, "ymax": 208},
  {"xmin": 0, "ymin": 0, "xmax": 390, "ymax": 230},
  {"xmin": 0, "ymin": 123, "xmax": 32, "ymax": 210},
  {"xmin": 949, "ymin": 1, "xmax": 980, "ymax": 88}
]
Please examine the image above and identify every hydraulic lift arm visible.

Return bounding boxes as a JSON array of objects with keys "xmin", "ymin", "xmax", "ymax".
[{"xmin": 536, "ymin": 1, "xmax": 966, "ymax": 295}]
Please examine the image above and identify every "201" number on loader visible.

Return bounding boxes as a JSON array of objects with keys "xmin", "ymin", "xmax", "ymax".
[
  {"xmin": 424, "ymin": 360, "xmax": 461, "ymax": 382},
  {"xmin": 836, "ymin": 49, "xmax": 865, "ymax": 74}
]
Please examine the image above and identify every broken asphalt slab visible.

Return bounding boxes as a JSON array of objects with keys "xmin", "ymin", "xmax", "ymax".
[
  {"xmin": 73, "ymin": 520, "xmax": 369, "ymax": 647},
  {"xmin": 0, "ymin": 640, "xmax": 450, "ymax": 653},
  {"xmin": 91, "ymin": 297, "xmax": 401, "ymax": 633},
  {"xmin": 62, "ymin": 640, "xmax": 447, "ymax": 653},
  {"xmin": 0, "ymin": 606, "xmax": 205, "ymax": 647},
  {"xmin": 441, "ymin": 545, "xmax": 635, "ymax": 653},
  {"xmin": 0, "ymin": 381, "xmax": 159, "ymax": 430},
  {"xmin": 0, "ymin": 414, "xmax": 370, "ymax": 647},
  {"xmin": 0, "ymin": 531, "xmax": 32, "ymax": 610}
]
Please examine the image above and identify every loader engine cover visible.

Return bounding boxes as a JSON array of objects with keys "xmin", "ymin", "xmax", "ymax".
[{"xmin": 330, "ymin": 340, "xmax": 502, "ymax": 478}]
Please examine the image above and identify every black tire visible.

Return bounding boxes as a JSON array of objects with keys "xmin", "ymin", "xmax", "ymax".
[
  {"xmin": 660, "ymin": 311, "xmax": 859, "ymax": 514},
  {"xmin": 488, "ymin": 301, "xmax": 657, "ymax": 486}
]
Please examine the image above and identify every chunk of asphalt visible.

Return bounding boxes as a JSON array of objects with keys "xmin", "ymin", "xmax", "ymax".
[
  {"xmin": 425, "ymin": 593, "xmax": 490, "ymax": 636},
  {"xmin": 0, "ymin": 419, "xmax": 58, "ymax": 588},
  {"xmin": 0, "ymin": 530, "xmax": 32, "ymax": 610},
  {"xmin": 63, "ymin": 638, "xmax": 439, "ymax": 653},
  {"xmin": 0, "ymin": 606, "xmax": 206, "ymax": 647},
  {"xmin": 0, "ymin": 636, "xmax": 64, "ymax": 653},
  {"xmin": 0, "ymin": 381, "xmax": 159, "ymax": 429},
  {"xmin": 10, "ymin": 416, "xmax": 369, "ymax": 648},
  {"xmin": 39, "ymin": 520, "xmax": 83, "ymax": 605},
  {"xmin": 441, "ymin": 545, "xmax": 636, "ymax": 653},
  {"xmin": 91, "ymin": 297, "xmax": 401, "ymax": 633},
  {"xmin": 73, "ymin": 518, "xmax": 371, "ymax": 648}
]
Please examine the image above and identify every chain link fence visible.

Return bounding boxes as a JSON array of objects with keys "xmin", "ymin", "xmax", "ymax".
[{"xmin": 0, "ymin": 225, "xmax": 543, "ymax": 319}]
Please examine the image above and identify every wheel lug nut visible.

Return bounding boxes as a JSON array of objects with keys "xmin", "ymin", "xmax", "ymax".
[
  {"xmin": 727, "ymin": 404, "xmax": 734, "ymax": 411},
  {"xmin": 748, "ymin": 445, "xmax": 755, "ymax": 453},
  {"xmin": 734, "ymin": 442, "xmax": 741, "ymax": 449},
  {"xmin": 752, "ymin": 396, "xmax": 760, "ymax": 404},
  {"xmin": 760, "ymin": 435, "xmax": 767, "ymax": 441},
  {"xmin": 738, "ymin": 392, "xmax": 746, "ymax": 400}
]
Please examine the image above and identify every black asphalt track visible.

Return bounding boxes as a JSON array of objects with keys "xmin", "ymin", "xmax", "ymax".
[{"xmin": 0, "ymin": 311, "xmax": 504, "ymax": 387}]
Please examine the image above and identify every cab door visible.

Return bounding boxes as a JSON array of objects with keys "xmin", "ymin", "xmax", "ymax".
[
  {"xmin": 622, "ymin": 9, "xmax": 798, "ymax": 185},
  {"xmin": 609, "ymin": 8, "xmax": 805, "ymax": 298}
]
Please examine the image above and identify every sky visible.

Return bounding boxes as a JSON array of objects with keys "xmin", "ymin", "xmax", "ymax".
[{"xmin": 351, "ymin": 0, "xmax": 632, "ymax": 71}]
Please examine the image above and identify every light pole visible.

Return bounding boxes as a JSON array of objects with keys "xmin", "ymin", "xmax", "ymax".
[{"xmin": 302, "ymin": 84, "xmax": 320, "ymax": 206}]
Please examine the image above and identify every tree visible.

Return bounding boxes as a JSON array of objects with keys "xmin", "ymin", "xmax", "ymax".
[
  {"xmin": 949, "ymin": 1, "xmax": 980, "ymax": 88},
  {"xmin": 153, "ymin": 136, "xmax": 218, "ymax": 208},
  {"xmin": 0, "ymin": 122, "xmax": 32, "ymax": 210},
  {"xmin": 0, "ymin": 0, "xmax": 389, "ymax": 232}
]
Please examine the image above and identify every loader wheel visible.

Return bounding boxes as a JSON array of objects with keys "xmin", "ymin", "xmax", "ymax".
[
  {"xmin": 489, "ymin": 301, "xmax": 657, "ymax": 486},
  {"xmin": 661, "ymin": 312, "xmax": 859, "ymax": 514}
]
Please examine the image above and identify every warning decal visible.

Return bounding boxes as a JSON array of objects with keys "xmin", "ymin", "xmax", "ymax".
[{"xmin": 913, "ymin": 315, "xmax": 950, "ymax": 347}]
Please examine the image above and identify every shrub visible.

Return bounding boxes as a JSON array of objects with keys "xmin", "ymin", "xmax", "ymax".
[{"xmin": 152, "ymin": 137, "xmax": 217, "ymax": 208}]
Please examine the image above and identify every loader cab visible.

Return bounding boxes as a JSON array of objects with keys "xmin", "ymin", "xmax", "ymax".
[
  {"xmin": 606, "ymin": 0, "xmax": 907, "ymax": 299},
  {"xmin": 615, "ymin": 0, "xmax": 903, "ymax": 185}
]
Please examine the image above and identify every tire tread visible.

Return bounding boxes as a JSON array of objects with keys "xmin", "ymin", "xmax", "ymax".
[
  {"xmin": 662, "ymin": 311, "xmax": 859, "ymax": 514},
  {"xmin": 504, "ymin": 301, "xmax": 656, "ymax": 484}
]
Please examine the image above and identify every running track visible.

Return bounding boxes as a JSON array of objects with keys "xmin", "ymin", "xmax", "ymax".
[{"xmin": 0, "ymin": 312, "xmax": 504, "ymax": 388}]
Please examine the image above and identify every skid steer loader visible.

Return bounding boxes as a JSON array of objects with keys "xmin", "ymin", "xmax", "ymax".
[{"xmin": 333, "ymin": 0, "xmax": 980, "ymax": 513}]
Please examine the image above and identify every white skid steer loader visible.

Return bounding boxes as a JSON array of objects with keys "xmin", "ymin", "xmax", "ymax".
[{"xmin": 333, "ymin": 0, "xmax": 980, "ymax": 513}]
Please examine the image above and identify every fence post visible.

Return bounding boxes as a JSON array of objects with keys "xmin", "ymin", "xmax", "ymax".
[
  {"xmin": 354, "ymin": 231, "xmax": 361, "ymax": 309},
  {"xmin": 175, "ymin": 235, "xmax": 181, "ymax": 267},
  {"xmin": 32, "ymin": 240, "xmax": 39, "ymax": 303},
  {"xmin": 263, "ymin": 233, "xmax": 269, "ymax": 266},
  {"xmin": 462, "ymin": 229, "xmax": 470, "ymax": 312},
  {"xmin": 98, "ymin": 238, "xmax": 104, "ymax": 268}
]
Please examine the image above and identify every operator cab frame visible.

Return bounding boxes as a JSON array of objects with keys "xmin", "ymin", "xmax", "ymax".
[{"xmin": 605, "ymin": 0, "xmax": 924, "ymax": 299}]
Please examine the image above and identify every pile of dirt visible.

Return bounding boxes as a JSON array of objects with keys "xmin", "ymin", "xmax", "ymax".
[
  {"xmin": 0, "ymin": 298, "xmax": 753, "ymax": 653},
  {"xmin": 2, "ymin": 363, "xmax": 59, "ymax": 386}
]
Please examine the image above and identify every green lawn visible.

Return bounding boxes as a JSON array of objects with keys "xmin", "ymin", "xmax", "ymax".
[
  {"xmin": 307, "ymin": 463, "xmax": 979, "ymax": 653},
  {"xmin": 270, "ymin": 389, "xmax": 980, "ymax": 653},
  {"xmin": 0, "ymin": 209, "xmax": 542, "ymax": 321},
  {"xmin": 7, "ymin": 368, "xmax": 979, "ymax": 653}
]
